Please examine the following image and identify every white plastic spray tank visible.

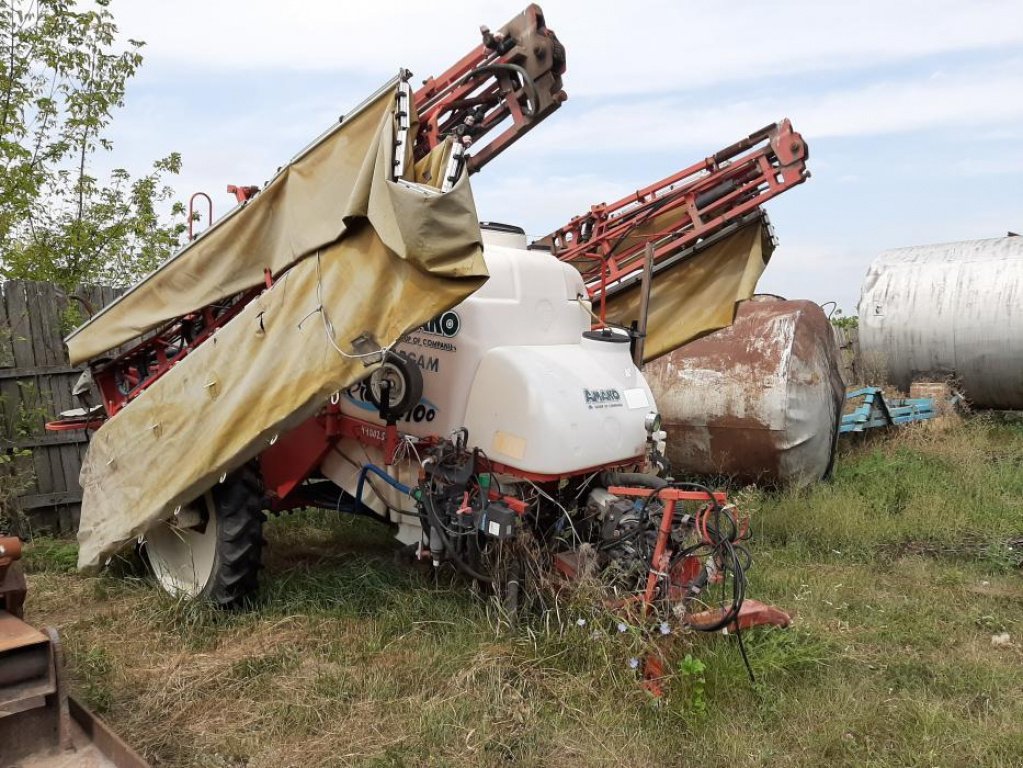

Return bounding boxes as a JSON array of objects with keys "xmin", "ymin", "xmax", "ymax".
[{"xmin": 324, "ymin": 223, "xmax": 657, "ymax": 542}]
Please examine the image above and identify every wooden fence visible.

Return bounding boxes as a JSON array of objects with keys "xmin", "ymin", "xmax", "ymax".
[
  {"xmin": 0, "ymin": 280, "xmax": 120, "ymax": 533},
  {"xmin": 832, "ymin": 324, "xmax": 859, "ymax": 386}
]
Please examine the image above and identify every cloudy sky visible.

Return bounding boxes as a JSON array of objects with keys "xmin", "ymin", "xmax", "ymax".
[{"xmin": 104, "ymin": 0, "xmax": 1023, "ymax": 314}]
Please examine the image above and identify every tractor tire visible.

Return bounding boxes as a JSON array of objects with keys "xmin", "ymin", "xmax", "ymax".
[{"xmin": 144, "ymin": 467, "xmax": 266, "ymax": 609}]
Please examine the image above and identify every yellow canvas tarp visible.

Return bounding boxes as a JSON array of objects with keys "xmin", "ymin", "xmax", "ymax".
[
  {"xmin": 602, "ymin": 220, "xmax": 772, "ymax": 362},
  {"xmin": 76, "ymin": 88, "xmax": 487, "ymax": 570},
  {"xmin": 66, "ymin": 82, "xmax": 407, "ymax": 366}
]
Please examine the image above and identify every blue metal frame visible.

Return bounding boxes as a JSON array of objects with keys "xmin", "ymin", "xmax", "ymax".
[{"xmin": 840, "ymin": 387, "xmax": 941, "ymax": 434}]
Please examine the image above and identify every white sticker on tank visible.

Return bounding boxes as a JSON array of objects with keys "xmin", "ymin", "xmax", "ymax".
[
  {"xmin": 488, "ymin": 521, "xmax": 501, "ymax": 537},
  {"xmin": 623, "ymin": 388, "xmax": 650, "ymax": 409}
]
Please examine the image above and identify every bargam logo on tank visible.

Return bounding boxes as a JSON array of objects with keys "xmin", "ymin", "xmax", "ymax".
[{"xmin": 420, "ymin": 310, "xmax": 461, "ymax": 338}]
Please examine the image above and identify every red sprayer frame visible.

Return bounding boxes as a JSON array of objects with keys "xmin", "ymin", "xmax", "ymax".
[
  {"xmin": 54, "ymin": 5, "xmax": 566, "ymax": 422},
  {"xmin": 543, "ymin": 120, "xmax": 808, "ymax": 323},
  {"xmin": 607, "ymin": 486, "xmax": 789, "ymax": 632},
  {"xmin": 414, "ymin": 4, "xmax": 566, "ymax": 173}
]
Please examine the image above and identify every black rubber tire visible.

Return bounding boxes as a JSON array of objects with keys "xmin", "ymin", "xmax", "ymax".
[
  {"xmin": 204, "ymin": 467, "xmax": 266, "ymax": 608},
  {"xmin": 364, "ymin": 352, "xmax": 424, "ymax": 417}
]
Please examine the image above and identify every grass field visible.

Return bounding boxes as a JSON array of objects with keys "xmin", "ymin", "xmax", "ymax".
[{"xmin": 20, "ymin": 414, "xmax": 1023, "ymax": 767}]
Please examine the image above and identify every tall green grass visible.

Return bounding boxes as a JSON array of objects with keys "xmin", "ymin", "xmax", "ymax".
[
  {"xmin": 755, "ymin": 416, "xmax": 1023, "ymax": 568},
  {"xmin": 20, "ymin": 416, "xmax": 1023, "ymax": 767}
]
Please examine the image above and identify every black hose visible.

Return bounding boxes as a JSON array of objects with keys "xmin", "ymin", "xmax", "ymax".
[
  {"xmin": 684, "ymin": 537, "xmax": 746, "ymax": 633},
  {"xmin": 652, "ymin": 481, "xmax": 749, "ymax": 633},
  {"xmin": 460, "ymin": 63, "xmax": 540, "ymax": 117},
  {"xmin": 421, "ymin": 489, "xmax": 494, "ymax": 584}
]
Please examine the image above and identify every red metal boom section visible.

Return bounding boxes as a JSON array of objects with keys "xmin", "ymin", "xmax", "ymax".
[
  {"xmin": 546, "ymin": 120, "xmax": 808, "ymax": 306},
  {"xmin": 58, "ymin": 6, "xmax": 566, "ymax": 424},
  {"xmin": 414, "ymin": 3, "xmax": 565, "ymax": 172}
]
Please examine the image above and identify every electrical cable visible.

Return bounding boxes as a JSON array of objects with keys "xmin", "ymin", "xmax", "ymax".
[
  {"xmin": 654, "ymin": 480, "xmax": 758, "ymax": 685},
  {"xmin": 313, "ymin": 251, "xmax": 396, "ymax": 361},
  {"xmin": 472, "ymin": 447, "xmax": 503, "ymax": 495},
  {"xmin": 524, "ymin": 478, "xmax": 582, "ymax": 547},
  {"xmin": 735, "ymin": 623, "xmax": 756, "ymax": 685},
  {"xmin": 647, "ymin": 481, "xmax": 748, "ymax": 633},
  {"xmin": 418, "ymin": 481, "xmax": 477, "ymax": 541}
]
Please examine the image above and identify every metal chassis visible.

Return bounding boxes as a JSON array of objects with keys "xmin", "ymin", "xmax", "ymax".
[
  {"xmin": 606, "ymin": 487, "xmax": 790, "ymax": 631},
  {"xmin": 258, "ymin": 402, "xmax": 647, "ymax": 513},
  {"xmin": 839, "ymin": 386, "xmax": 951, "ymax": 434}
]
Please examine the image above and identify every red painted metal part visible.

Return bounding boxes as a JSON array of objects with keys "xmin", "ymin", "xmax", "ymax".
[
  {"xmin": 258, "ymin": 403, "xmax": 638, "ymax": 509},
  {"xmin": 688, "ymin": 599, "xmax": 791, "ymax": 632},
  {"xmin": 62, "ymin": 6, "xmax": 567, "ymax": 431},
  {"xmin": 639, "ymin": 600, "xmax": 791, "ymax": 700},
  {"xmin": 608, "ymin": 486, "xmax": 727, "ymax": 504},
  {"xmin": 483, "ymin": 455, "xmax": 645, "ymax": 485},
  {"xmin": 259, "ymin": 407, "xmax": 403, "ymax": 503},
  {"xmin": 227, "ymin": 184, "xmax": 260, "ymax": 204},
  {"xmin": 641, "ymin": 655, "xmax": 667, "ymax": 698},
  {"xmin": 609, "ymin": 486, "xmax": 790, "ymax": 634},
  {"xmin": 413, "ymin": 3, "xmax": 566, "ymax": 173},
  {"xmin": 0, "ymin": 536, "xmax": 26, "ymax": 619},
  {"xmin": 543, "ymin": 120, "xmax": 808, "ymax": 319},
  {"xmin": 187, "ymin": 192, "xmax": 213, "ymax": 241},
  {"xmin": 44, "ymin": 416, "xmax": 106, "ymax": 432},
  {"xmin": 487, "ymin": 489, "xmax": 528, "ymax": 515},
  {"xmin": 609, "ymin": 486, "xmax": 726, "ymax": 609},
  {"xmin": 260, "ymin": 418, "xmax": 334, "ymax": 502},
  {"xmin": 90, "ymin": 286, "xmax": 260, "ymax": 417}
]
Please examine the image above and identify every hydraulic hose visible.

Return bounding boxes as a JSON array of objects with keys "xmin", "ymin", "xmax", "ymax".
[
  {"xmin": 460, "ymin": 63, "xmax": 540, "ymax": 117},
  {"xmin": 355, "ymin": 463, "xmax": 412, "ymax": 505}
]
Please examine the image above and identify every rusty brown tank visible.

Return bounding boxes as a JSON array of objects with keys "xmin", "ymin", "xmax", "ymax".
[{"xmin": 646, "ymin": 296, "xmax": 845, "ymax": 488}]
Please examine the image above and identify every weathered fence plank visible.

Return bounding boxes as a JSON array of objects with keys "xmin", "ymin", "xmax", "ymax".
[
  {"xmin": 3, "ymin": 283, "xmax": 56, "ymax": 525},
  {"xmin": 832, "ymin": 324, "xmax": 860, "ymax": 387},
  {"xmin": 0, "ymin": 280, "xmax": 121, "ymax": 534}
]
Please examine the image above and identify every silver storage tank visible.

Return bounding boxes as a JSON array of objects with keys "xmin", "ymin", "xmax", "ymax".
[
  {"xmin": 858, "ymin": 236, "xmax": 1023, "ymax": 409},
  {"xmin": 646, "ymin": 296, "xmax": 845, "ymax": 488}
]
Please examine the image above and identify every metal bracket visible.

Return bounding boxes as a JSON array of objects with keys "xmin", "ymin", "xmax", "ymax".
[
  {"xmin": 393, "ymin": 73, "xmax": 413, "ymax": 181},
  {"xmin": 351, "ymin": 333, "xmax": 385, "ymax": 367}
]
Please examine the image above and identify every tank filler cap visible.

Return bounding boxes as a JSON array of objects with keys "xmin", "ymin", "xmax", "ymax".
[{"xmin": 480, "ymin": 221, "xmax": 527, "ymax": 249}]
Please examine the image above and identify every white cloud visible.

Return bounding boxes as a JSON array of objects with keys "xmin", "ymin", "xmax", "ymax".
[
  {"xmin": 473, "ymin": 173, "xmax": 634, "ymax": 237},
  {"xmin": 521, "ymin": 60, "xmax": 1023, "ymax": 154},
  {"xmin": 953, "ymin": 153, "xmax": 1023, "ymax": 177},
  {"xmin": 757, "ymin": 242, "xmax": 868, "ymax": 314},
  {"xmin": 92, "ymin": 0, "xmax": 1023, "ymax": 314},
  {"xmin": 114, "ymin": 0, "xmax": 1023, "ymax": 97}
]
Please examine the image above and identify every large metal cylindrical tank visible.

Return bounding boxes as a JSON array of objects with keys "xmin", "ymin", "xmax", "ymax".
[
  {"xmin": 858, "ymin": 236, "xmax": 1023, "ymax": 409},
  {"xmin": 646, "ymin": 296, "xmax": 845, "ymax": 488}
]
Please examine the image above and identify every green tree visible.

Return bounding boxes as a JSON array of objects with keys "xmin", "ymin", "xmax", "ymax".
[{"xmin": 0, "ymin": 0, "xmax": 185, "ymax": 290}]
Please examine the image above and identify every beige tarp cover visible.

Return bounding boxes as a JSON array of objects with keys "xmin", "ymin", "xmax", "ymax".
[
  {"xmin": 76, "ymin": 88, "xmax": 487, "ymax": 570},
  {"xmin": 67, "ymin": 83, "xmax": 407, "ymax": 366},
  {"xmin": 602, "ymin": 220, "xmax": 772, "ymax": 362}
]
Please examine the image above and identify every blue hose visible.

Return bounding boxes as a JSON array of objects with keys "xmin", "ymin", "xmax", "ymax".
[{"xmin": 355, "ymin": 463, "xmax": 412, "ymax": 505}]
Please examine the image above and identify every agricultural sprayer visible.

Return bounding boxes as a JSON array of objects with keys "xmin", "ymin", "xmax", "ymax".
[{"xmin": 46, "ymin": 5, "xmax": 808, "ymax": 639}]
